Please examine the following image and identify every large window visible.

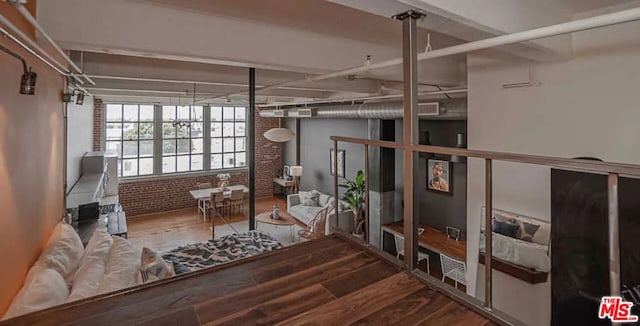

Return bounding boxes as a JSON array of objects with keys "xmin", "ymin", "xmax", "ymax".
[
  {"xmin": 211, "ymin": 106, "xmax": 246, "ymax": 169},
  {"xmin": 105, "ymin": 104, "xmax": 154, "ymax": 177},
  {"xmin": 104, "ymin": 104, "xmax": 246, "ymax": 177},
  {"xmin": 162, "ymin": 106, "xmax": 204, "ymax": 173}
]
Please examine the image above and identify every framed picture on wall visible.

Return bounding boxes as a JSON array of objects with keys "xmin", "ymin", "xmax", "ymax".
[
  {"xmin": 283, "ymin": 165, "xmax": 291, "ymax": 178},
  {"xmin": 329, "ymin": 149, "xmax": 346, "ymax": 177},
  {"xmin": 427, "ymin": 158, "xmax": 452, "ymax": 194}
]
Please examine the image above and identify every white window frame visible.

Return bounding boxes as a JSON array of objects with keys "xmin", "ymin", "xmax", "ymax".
[{"xmin": 103, "ymin": 104, "xmax": 248, "ymax": 179}]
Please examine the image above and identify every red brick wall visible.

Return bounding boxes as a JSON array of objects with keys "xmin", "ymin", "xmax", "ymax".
[
  {"xmin": 255, "ymin": 109, "xmax": 282, "ymax": 198},
  {"xmin": 93, "ymin": 99, "xmax": 282, "ymax": 216},
  {"xmin": 93, "ymin": 98, "xmax": 103, "ymax": 151},
  {"xmin": 119, "ymin": 171, "xmax": 248, "ymax": 216}
]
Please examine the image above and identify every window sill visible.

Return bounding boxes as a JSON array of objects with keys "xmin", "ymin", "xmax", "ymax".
[{"xmin": 119, "ymin": 168, "xmax": 248, "ymax": 184}]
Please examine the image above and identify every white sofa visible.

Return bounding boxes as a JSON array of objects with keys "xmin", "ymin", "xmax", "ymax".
[{"xmin": 287, "ymin": 191, "xmax": 355, "ymax": 235}]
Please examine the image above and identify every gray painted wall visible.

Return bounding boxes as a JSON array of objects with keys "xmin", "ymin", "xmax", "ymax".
[
  {"xmin": 297, "ymin": 118, "xmax": 368, "ymax": 196},
  {"xmin": 283, "ymin": 118, "xmax": 297, "ymax": 166},
  {"xmin": 66, "ymin": 96, "xmax": 94, "ymax": 191},
  {"xmin": 395, "ymin": 119, "xmax": 468, "ymax": 238},
  {"xmin": 282, "ymin": 115, "xmax": 467, "ymax": 238}
]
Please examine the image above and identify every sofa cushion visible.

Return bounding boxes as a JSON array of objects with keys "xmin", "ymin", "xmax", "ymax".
[{"xmin": 289, "ymin": 205, "xmax": 322, "ymax": 225}]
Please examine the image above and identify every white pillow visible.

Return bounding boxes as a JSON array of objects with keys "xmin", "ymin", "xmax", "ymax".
[
  {"xmin": 34, "ymin": 222, "xmax": 84, "ymax": 286},
  {"xmin": 68, "ymin": 230, "xmax": 113, "ymax": 302},
  {"xmin": 81, "ymin": 229, "xmax": 113, "ymax": 265},
  {"xmin": 97, "ymin": 236, "xmax": 142, "ymax": 294},
  {"xmin": 2, "ymin": 266, "xmax": 69, "ymax": 320}
]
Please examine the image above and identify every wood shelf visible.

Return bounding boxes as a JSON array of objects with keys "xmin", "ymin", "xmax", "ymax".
[{"xmin": 478, "ymin": 252, "xmax": 548, "ymax": 284}]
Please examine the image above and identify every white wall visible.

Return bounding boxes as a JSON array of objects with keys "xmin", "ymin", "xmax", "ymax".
[
  {"xmin": 466, "ymin": 18, "xmax": 640, "ymax": 325},
  {"xmin": 66, "ymin": 96, "xmax": 94, "ymax": 190}
]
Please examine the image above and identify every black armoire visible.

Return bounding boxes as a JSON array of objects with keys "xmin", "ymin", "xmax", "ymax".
[{"xmin": 551, "ymin": 169, "xmax": 640, "ymax": 325}]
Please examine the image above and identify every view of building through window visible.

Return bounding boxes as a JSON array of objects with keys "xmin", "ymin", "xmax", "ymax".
[
  {"xmin": 104, "ymin": 104, "xmax": 247, "ymax": 177},
  {"xmin": 105, "ymin": 104, "xmax": 154, "ymax": 177}
]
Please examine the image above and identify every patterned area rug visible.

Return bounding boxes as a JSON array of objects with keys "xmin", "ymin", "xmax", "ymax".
[{"xmin": 162, "ymin": 230, "xmax": 283, "ymax": 274}]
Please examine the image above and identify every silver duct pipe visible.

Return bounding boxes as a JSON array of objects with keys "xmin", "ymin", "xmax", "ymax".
[{"xmin": 259, "ymin": 99, "xmax": 466, "ymax": 120}]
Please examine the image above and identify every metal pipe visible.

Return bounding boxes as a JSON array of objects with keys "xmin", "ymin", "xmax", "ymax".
[
  {"xmin": 485, "ymin": 159, "xmax": 493, "ymax": 309},
  {"xmin": 86, "ymin": 87, "xmax": 221, "ymax": 96},
  {"xmin": 86, "ymin": 74, "xmax": 347, "ymax": 93},
  {"xmin": 259, "ymin": 99, "xmax": 467, "ymax": 120},
  {"xmin": 213, "ymin": 7, "xmax": 640, "ymax": 102},
  {"xmin": 12, "ymin": 3, "xmax": 96, "ymax": 85},
  {"xmin": 0, "ymin": 15, "xmax": 84, "ymax": 85},
  {"xmin": 608, "ymin": 173, "xmax": 620, "ymax": 297},
  {"xmin": 400, "ymin": 11, "xmax": 422, "ymax": 271},
  {"xmin": 259, "ymin": 88, "xmax": 467, "ymax": 109}
]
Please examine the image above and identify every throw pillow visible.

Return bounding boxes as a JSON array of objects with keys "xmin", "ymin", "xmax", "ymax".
[
  {"xmin": 516, "ymin": 221, "xmax": 541, "ymax": 243},
  {"xmin": 3, "ymin": 266, "xmax": 69, "ymax": 319},
  {"xmin": 34, "ymin": 222, "xmax": 84, "ymax": 287},
  {"xmin": 97, "ymin": 236, "xmax": 142, "ymax": 294},
  {"xmin": 491, "ymin": 219, "xmax": 519, "ymax": 238},
  {"xmin": 300, "ymin": 191, "xmax": 319, "ymax": 207},
  {"xmin": 140, "ymin": 247, "xmax": 175, "ymax": 281}
]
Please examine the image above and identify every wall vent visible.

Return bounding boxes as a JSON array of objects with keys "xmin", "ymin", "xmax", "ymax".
[
  {"xmin": 418, "ymin": 102, "xmax": 439, "ymax": 116},
  {"xmin": 289, "ymin": 108, "xmax": 312, "ymax": 118},
  {"xmin": 272, "ymin": 110, "xmax": 285, "ymax": 117}
]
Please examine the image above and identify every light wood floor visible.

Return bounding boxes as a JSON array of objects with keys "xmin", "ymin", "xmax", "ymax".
[
  {"xmin": 4, "ymin": 235, "xmax": 496, "ymax": 325},
  {"xmin": 127, "ymin": 196, "xmax": 287, "ymax": 252}
]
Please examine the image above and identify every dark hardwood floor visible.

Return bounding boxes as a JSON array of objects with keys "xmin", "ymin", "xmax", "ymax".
[{"xmin": 2, "ymin": 235, "xmax": 494, "ymax": 326}]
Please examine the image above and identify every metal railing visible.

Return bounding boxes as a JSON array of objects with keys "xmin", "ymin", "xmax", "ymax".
[{"xmin": 330, "ymin": 135, "xmax": 640, "ymax": 324}]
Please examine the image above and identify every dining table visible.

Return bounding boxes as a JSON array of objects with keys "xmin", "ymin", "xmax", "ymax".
[{"xmin": 190, "ymin": 185, "xmax": 249, "ymax": 221}]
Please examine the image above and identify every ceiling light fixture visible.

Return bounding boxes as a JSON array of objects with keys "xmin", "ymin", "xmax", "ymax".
[
  {"xmin": 0, "ymin": 44, "xmax": 36, "ymax": 95},
  {"xmin": 263, "ymin": 115, "xmax": 295, "ymax": 142}
]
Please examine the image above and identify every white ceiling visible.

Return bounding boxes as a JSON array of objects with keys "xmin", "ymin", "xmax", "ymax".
[
  {"xmin": 553, "ymin": 0, "xmax": 639, "ymax": 13},
  {"xmin": 34, "ymin": 0, "xmax": 638, "ymax": 105}
]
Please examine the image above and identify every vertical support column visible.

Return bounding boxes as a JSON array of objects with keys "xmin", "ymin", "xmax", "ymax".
[
  {"xmin": 248, "ymin": 68, "xmax": 256, "ymax": 230},
  {"xmin": 397, "ymin": 10, "xmax": 423, "ymax": 270},
  {"xmin": 608, "ymin": 173, "xmax": 620, "ymax": 297},
  {"xmin": 202, "ymin": 105, "xmax": 211, "ymax": 170},
  {"xmin": 484, "ymin": 158, "xmax": 493, "ymax": 309},
  {"xmin": 364, "ymin": 144, "xmax": 370, "ymax": 243},
  {"xmin": 334, "ymin": 139, "xmax": 339, "ymax": 232},
  {"xmin": 295, "ymin": 119, "xmax": 301, "ymax": 166}
]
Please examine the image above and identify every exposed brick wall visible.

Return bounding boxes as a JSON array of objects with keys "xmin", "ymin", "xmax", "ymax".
[
  {"xmin": 255, "ymin": 109, "xmax": 282, "ymax": 198},
  {"xmin": 93, "ymin": 98, "xmax": 104, "ymax": 151},
  {"xmin": 92, "ymin": 98, "xmax": 283, "ymax": 216},
  {"xmin": 119, "ymin": 171, "xmax": 248, "ymax": 216}
]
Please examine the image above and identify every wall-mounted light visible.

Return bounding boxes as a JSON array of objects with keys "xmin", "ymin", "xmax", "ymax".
[
  {"xmin": 75, "ymin": 91, "xmax": 85, "ymax": 105},
  {"xmin": 0, "ymin": 44, "xmax": 36, "ymax": 95}
]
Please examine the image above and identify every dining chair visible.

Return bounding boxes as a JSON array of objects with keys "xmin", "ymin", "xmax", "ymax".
[
  {"xmin": 227, "ymin": 189, "xmax": 244, "ymax": 215},
  {"xmin": 298, "ymin": 207, "xmax": 328, "ymax": 241},
  {"xmin": 210, "ymin": 191, "xmax": 226, "ymax": 218},
  {"xmin": 196, "ymin": 182, "xmax": 212, "ymax": 221},
  {"xmin": 394, "ymin": 234, "xmax": 430, "ymax": 275},
  {"xmin": 440, "ymin": 253, "xmax": 467, "ymax": 289}
]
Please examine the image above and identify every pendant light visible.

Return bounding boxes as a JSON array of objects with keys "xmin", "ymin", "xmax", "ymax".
[{"xmin": 263, "ymin": 117, "xmax": 295, "ymax": 142}]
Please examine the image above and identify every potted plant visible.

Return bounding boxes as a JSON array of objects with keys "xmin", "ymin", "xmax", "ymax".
[{"xmin": 340, "ymin": 170, "xmax": 365, "ymax": 240}]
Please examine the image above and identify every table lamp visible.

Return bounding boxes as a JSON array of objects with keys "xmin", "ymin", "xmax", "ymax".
[{"xmin": 290, "ymin": 166, "xmax": 303, "ymax": 193}]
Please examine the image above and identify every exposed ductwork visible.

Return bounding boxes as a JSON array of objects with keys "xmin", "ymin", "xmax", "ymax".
[{"xmin": 259, "ymin": 99, "xmax": 466, "ymax": 120}]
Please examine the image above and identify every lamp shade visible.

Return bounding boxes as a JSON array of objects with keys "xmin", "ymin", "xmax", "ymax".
[
  {"xmin": 263, "ymin": 128, "xmax": 295, "ymax": 142},
  {"xmin": 290, "ymin": 165, "xmax": 303, "ymax": 177}
]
